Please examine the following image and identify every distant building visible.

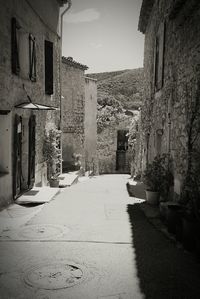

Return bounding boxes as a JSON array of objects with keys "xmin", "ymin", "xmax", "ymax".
[
  {"xmin": 97, "ymin": 116, "xmax": 133, "ymax": 175},
  {"xmin": 61, "ymin": 57, "xmax": 98, "ymax": 174},
  {"xmin": 84, "ymin": 76, "xmax": 98, "ymax": 174},
  {"xmin": 138, "ymin": 0, "xmax": 200, "ymax": 198},
  {"xmin": 0, "ymin": 0, "xmax": 70, "ymax": 208}
]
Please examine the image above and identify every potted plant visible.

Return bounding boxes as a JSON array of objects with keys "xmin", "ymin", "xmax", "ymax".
[
  {"xmin": 143, "ymin": 154, "xmax": 173, "ymax": 205},
  {"xmin": 43, "ymin": 128, "xmax": 61, "ymax": 187}
]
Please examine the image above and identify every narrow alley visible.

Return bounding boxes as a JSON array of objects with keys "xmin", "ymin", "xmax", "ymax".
[
  {"xmin": 0, "ymin": 175, "xmax": 200, "ymax": 299},
  {"xmin": 1, "ymin": 0, "xmax": 200, "ymax": 298}
]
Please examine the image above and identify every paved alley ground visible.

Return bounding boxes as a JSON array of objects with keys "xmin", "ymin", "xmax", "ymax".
[{"xmin": 0, "ymin": 175, "xmax": 200, "ymax": 299}]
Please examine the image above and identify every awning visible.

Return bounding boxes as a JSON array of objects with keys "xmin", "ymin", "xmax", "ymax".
[{"xmin": 15, "ymin": 102, "xmax": 58, "ymax": 110}]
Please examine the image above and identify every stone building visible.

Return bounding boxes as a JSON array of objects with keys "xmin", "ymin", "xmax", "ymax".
[
  {"xmin": 61, "ymin": 57, "xmax": 98, "ymax": 173},
  {"xmin": 84, "ymin": 76, "xmax": 98, "ymax": 173},
  {"xmin": 138, "ymin": 0, "xmax": 200, "ymax": 198},
  {"xmin": 0, "ymin": 0, "xmax": 70, "ymax": 208}
]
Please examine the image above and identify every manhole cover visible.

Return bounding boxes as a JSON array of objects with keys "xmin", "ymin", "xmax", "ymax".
[
  {"xmin": 19, "ymin": 224, "xmax": 67, "ymax": 239},
  {"xmin": 23, "ymin": 263, "xmax": 84, "ymax": 289}
]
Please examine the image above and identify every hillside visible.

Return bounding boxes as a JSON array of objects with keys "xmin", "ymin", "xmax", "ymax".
[{"xmin": 89, "ymin": 68, "xmax": 144, "ymax": 110}]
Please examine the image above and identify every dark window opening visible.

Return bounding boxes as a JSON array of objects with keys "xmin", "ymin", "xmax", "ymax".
[
  {"xmin": 29, "ymin": 34, "xmax": 36, "ymax": 82},
  {"xmin": 45, "ymin": 40, "xmax": 53, "ymax": 95}
]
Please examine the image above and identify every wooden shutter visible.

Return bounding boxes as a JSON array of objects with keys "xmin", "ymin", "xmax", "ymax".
[
  {"xmin": 11, "ymin": 17, "xmax": 20, "ymax": 75},
  {"xmin": 154, "ymin": 37, "xmax": 159, "ymax": 90},
  {"xmin": 29, "ymin": 34, "xmax": 36, "ymax": 82},
  {"xmin": 157, "ymin": 22, "xmax": 165, "ymax": 90},
  {"xmin": 28, "ymin": 115, "xmax": 36, "ymax": 188},
  {"xmin": 155, "ymin": 22, "xmax": 165, "ymax": 91},
  {"xmin": 154, "ymin": 22, "xmax": 165, "ymax": 91},
  {"xmin": 45, "ymin": 40, "xmax": 53, "ymax": 95}
]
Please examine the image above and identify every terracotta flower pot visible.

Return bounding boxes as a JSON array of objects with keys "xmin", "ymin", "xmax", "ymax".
[{"xmin": 49, "ymin": 178, "xmax": 59, "ymax": 188}]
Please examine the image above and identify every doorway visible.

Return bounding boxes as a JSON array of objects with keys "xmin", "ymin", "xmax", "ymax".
[
  {"xmin": 13, "ymin": 115, "xmax": 22, "ymax": 199},
  {"xmin": 28, "ymin": 115, "xmax": 36, "ymax": 189},
  {"xmin": 13, "ymin": 114, "xmax": 36, "ymax": 199},
  {"xmin": 116, "ymin": 130, "xmax": 129, "ymax": 173}
]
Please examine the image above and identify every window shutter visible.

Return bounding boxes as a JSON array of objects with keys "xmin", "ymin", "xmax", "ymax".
[
  {"xmin": 11, "ymin": 17, "xmax": 20, "ymax": 75},
  {"xmin": 45, "ymin": 40, "xmax": 53, "ymax": 95},
  {"xmin": 154, "ymin": 22, "xmax": 165, "ymax": 91},
  {"xmin": 157, "ymin": 22, "xmax": 165, "ymax": 90},
  {"xmin": 29, "ymin": 34, "xmax": 36, "ymax": 82},
  {"xmin": 154, "ymin": 37, "xmax": 159, "ymax": 90}
]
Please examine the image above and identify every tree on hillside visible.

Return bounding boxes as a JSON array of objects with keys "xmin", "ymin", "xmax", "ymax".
[{"xmin": 97, "ymin": 93, "xmax": 126, "ymax": 133}]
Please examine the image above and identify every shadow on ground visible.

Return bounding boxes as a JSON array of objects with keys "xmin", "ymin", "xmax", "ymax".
[{"xmin": 127, "ymin": 203, "xmax": 200, "ymax": 299}]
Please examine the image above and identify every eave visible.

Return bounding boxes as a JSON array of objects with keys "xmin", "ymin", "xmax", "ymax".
[
  {"xmin": 138, "ymin": 0, "xmax": 155, "ymax": 34},
  {"xmin": 62, "ymin": 56, "xmax": 88, "ymax": 71}
]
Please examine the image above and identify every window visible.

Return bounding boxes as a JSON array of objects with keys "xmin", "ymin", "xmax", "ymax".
[
  {"xmin": 11, "ymin": 17, "xmax": 20, "ymax": 75},
  {"xmin": 29, "ymin": 34, "xmax": 36, "ymax": 82},
  {"xmin": 11, "ymin": 18, "xmax": 36, "ymax": 81},
  {"xmin": 45, "ymin": 40, "xmax": 53, "ymax": 95},
  {"xmin": 154, "ymin": 22, "xmax": 165, "ymax": 91}
]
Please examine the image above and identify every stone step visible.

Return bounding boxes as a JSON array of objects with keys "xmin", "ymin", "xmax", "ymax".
[{"xmin": 58, "ymin": 172, "xmax": 79, "ymax": 188}]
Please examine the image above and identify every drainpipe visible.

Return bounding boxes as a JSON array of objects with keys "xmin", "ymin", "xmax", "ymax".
[
  {"xmin": 60, "ymin": 0, "xmax": 72, "ymax": 49},
  {"xmin": 59, "ymin": 0, "xmax": 72, "ymax": 173}
]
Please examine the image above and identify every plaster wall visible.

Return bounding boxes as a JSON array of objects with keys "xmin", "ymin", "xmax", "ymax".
[{"xmin": 0, "ymin": 0, "xmax": 62, "ymax": 206}]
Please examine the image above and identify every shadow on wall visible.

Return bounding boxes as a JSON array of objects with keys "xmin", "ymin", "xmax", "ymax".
[{"xmin": 127, "ymin": 203, "xmax": 200, "ymax": 299}]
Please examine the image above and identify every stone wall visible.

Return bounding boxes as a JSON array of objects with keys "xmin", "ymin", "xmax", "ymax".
[
  {"xmin": 84, "ymin": 77, "xmax": 98, "ymax": 174},
  {"xmin": 139, "ymin": 0, "xmax": 200, "ymax": 196},
  {"xmin": 61, "ymin": 58, "xmax": 87, "ymax": 171},
  {"xmin": 0, "ymin": 0, "xmax": 62, "ymax": 207}
]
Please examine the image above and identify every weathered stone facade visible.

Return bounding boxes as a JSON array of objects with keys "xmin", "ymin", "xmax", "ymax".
[
  {"xmin": 61, "ymin": 57, "xmax": 97, "ymax": 173},
  {"xmin": 138, "ymin": 0, "xmax": 200, "ymax": 197},
  {"xmin": 84, "ymin": 77, "xmax": 98, "ymax": 174},
  {"xmin": 0, "ymin": 0, "xmax": 68, "ymax": 208}
]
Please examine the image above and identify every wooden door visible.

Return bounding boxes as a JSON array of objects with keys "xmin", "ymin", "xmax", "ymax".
[
  {"xmin": 28, "ymin": 115, "xmax": 36, "ymax": 188},
  {"xmin": 117, "ymin": 130, "xmax": 128, "ymax": 151},
  {"xmin": 116, "ymin": 130, "xmax": 129, "ymax": 172},
  {"xmin": 13, "ymin": 114, "xmax": 22, "ymax": 199}
]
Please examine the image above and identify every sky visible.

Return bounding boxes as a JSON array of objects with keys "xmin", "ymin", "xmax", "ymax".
[{"xmin": 62, "ymin": 0, "xmax": 144, "ymax": 73}]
